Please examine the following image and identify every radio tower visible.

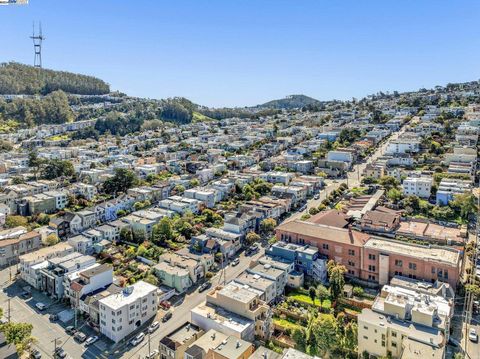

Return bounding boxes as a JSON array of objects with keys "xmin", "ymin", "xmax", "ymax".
[{"xmin": 30, "ymin": 22, "xmax": 45, "ymax": 68}]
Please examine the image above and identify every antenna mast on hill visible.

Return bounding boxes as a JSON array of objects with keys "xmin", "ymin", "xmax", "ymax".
[{"xmin": 30, "ymin": 21, "xmax": 45, "ymax": 68}]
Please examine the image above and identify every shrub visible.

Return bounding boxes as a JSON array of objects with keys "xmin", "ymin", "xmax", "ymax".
[{"xmin": 353, "ymin": 286, "xmax": 365, "ymax": 297}]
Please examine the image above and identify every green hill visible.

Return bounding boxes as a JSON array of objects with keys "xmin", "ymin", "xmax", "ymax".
[
  {"xmin": 256, "ymin": 94, "xmax": 321, "ymax": 110},
  {"xmin": 0, "ymin": 62, "xmax": 110, "ymax": 95}
]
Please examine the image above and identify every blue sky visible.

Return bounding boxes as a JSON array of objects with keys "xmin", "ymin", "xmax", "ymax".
[{"xmin": 1, "ymin": 0, "xmax": 479, "ymax": 107}]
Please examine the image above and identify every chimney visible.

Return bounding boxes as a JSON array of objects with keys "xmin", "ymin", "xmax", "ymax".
[{"xmin": 348, "ymin": 224, "xmax": 353, "ymax": 242}]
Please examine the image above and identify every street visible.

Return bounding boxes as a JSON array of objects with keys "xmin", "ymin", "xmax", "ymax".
[
  {"xmin": 285, "ymin": 125, "xmax": 406, "ymax": 224},
  {"xmin": 0, "ymin": 247, "xmax": 265, "ymax": 359}
]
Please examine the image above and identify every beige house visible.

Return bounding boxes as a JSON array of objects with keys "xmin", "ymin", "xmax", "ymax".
[
  {"xmin": 191, "ymin": 283, "xmax": 272, "ymax": 342},
  {"xmin": 159, "ymin": 322, "xmax": 204, "ymax": 359},
  {"xmin": 358, "ymin": 279, "xmax": 451, "ymax": 359}
]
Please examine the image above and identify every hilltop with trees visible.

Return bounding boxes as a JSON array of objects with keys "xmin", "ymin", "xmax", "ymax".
[{"xmin": 0, "ymin": 62, "xmax": 110, "ymax": 95}]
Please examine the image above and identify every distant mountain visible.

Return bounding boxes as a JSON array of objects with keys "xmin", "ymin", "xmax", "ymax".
[
  {"xmin": 255, "ymin": 94, "xmax": 321, "ymax": 110},
  {"xmin": 0, "ymin": 62, "xmax": 110, "ymax": 95}
]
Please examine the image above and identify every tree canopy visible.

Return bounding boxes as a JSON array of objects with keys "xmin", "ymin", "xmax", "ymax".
[
  {"xmin": 0, "ymin": 62, "xmax": 110, "ymax": 95},
  {"xmin": 103, "ymin": 168, "xmax": 138, "ymax": 196},
  {"xmin": 0, "ymin": 90, "xmax": 74, "ymax": 126}
]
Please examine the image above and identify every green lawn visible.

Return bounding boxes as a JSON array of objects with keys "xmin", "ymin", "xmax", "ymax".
[
  {"xmin": 287, "ymin": 291, "xmax": 332, "ymax": 309},
  {"xmin": 273, "ymin": 317, "xmax": 303, "ymax": 331},
  {"xmin": 192, "ymin": 111, "xmax": 215, "ymax": 123}
]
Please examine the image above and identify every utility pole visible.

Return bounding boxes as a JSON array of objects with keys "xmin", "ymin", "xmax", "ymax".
[
  {"xmin": 7, "ymin": 298, "xmax": 10, "ymax": 323},
  {"xmin": 52, "ymin": 338, "xmax": 59, "ymax": 355},
  {"xmin": 148, "ymin": 332, "xmax": 151, "ymax": 357},
  {"xmin": 463, "ymin": 192, "xmax": 480, "ymax": 358}
]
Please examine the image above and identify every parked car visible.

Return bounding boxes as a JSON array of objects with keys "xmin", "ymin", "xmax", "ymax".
[
  {"xmin": 35, "ymin": 302, "xmax": 46, "ymax": 311},
  {"xmin": 30, "ymin": 349, "xmax": 42, "ymax": 359},
  {"xmin": 314, "ymin": 194, "xmax": 320, "ymax": 200},
  {"xmin": 74, "ymin": 332, "xmax": 87, "ymax": 343},
  {"xmin": 159, "ymin": 300, "xmax": 171, "ymax": 310},
  {"xmin": 50, "ymin": 314, "xmax": 58, "ymax": 321},
  {"xmin": 162, "ymin": 311, "xmax": 172, "ymax": 323},
  {"xmin": 247, "ymin": 244, "xmax": 259, "ymax": 255},
  {"xmin": 231, "ymin": 258, "xmax": 240, "ymax": 266},
  {"xmin": 147, "ymin": 321, "xmax": 159, "ymax": 333},
  {"xmin": 198, "ymin": 282, "xmax": 211, "ymax": 293},
  {"xmin": 85, "ymin": 336, "xmax": 98, "ymax": 346},
  {"xmin": 469, "ymin": 328, "xmax": 478, "ymax": 342},
  {"xmin": 20, "ymin": 291, "xmax": 31, "ymax": 299},
  {"xmin": 54, "ymin": 348, "xmax": 67, "ymax": 359},
  {"xmin": 448, "ymin": 337, "xmax": 461, "ymax": 347},
  {"xmin": 65, "ymin": 326, "xmax": 77, "ymax": 335},
  {"xmin": 130, "ymin": 332, "xmax": 145, "ymax": 346}
]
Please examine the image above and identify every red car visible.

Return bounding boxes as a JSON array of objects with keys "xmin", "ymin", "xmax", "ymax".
[{"xmin": 159, "ymin": 300, "xmax": 171, "ymax": 310}]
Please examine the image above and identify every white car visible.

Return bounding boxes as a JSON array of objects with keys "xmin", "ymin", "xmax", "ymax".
[
  {"xmin": 469, "ymin": 328, "xmax": 478, "ymax": 342},
  {"xmin": 147, "ymin": 321, "xmax": 159, "ymax": 333},
  {"xmin": 35, "ymin": 302, "xmax": 46, "ymax": 311},
  {"xmin": 130, "ymin": 332, "xmax": 145, "ymax": 346},
  {"xmin": 85, "ymin": 336, "xmax": 98, "ymax": 346}
]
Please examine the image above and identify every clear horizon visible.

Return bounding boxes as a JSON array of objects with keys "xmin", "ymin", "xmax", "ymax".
[{"xmin": 1, "ymin": 0, "xmax": 479, "ymax": 107}]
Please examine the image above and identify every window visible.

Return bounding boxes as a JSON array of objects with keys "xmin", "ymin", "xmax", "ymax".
[
  {"xmin": 395, "ymin": 259, "xmax": 403, "ymax": 267},
  {"xmin": 348, "ymin": 249, "xmax": 355, "ymax": 256},
  {"xmin": 392, "ymin": 332, "xmax": 397, "ymax": 338},
  {"xmin": 348, "ymin": 269, "xmax": 355, "ymax": 275},
  {"xmin": 111, "ymin": 311, "xmax": 115, "ymax": 316},
  {"xmin": 368, "ymin": 274, "xmax": 376, "ymax": 281},
  {"xmin": 431, "ymin": 267, "xmax": 436, "ymax": 274},
  {"xmin": 408, "ymin": 262, "xmax": 417, "ymax": 270},
  {"xmin": 348, "ymin": 260, "xmax": 355, "ymax": 267},
  {"xmin": 363, "ymin": 326, "xmax": 369, "ymax": 330},
  {"xmin": 368, "ymin": 254, "xmax": 376, "ymax": 260},
  {"xmin": 117, "ymin": 326, "xmax": 122, "ymax": 331},
  {"xmin": 322, "ymin": 243, "xmax": 329, "ymax": 250},
  {"xmin": 381, "ymin": 340, "xmax": 386, "ymax": 347},
  {"xmin": 444, "ymin": 270, "xmax": 448, "ymax": 279},
  {"xmin": 368, "ymin": 265, "xmax": 376, "ymax": 272},
  {"xmin": 392, "ymin": 342, "xmax": 397, "ymax": 348},
  {"xmin": 394, "ymin": 271, "xmax": 402, "ymax": 276},
  {"xmin": 363, "ymin": 336, "xmax": 368, "ymax": 340}
]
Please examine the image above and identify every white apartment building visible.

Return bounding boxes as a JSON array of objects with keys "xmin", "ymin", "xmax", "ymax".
[
  {"xmin": 402, "ymin": 176, "xmax": 433, "ymax": 198},
  {"xmin": 385, "ymin": 139, "xmax": 420, "ymax": 155},
  {"xmin": 358, "ymin": 281, "xmax": 452, "ymax": 359},
  {"xmin": 259, "ymin": 171, "xmax": 295, "ymax": 185},
  {"xmin": 99, "ymin": 281, "xmax": 158, "ymax": 342},
  {"xmin": 326, "ymin": 150, "xmax": 354, "ymax": 166},
  {"xmin": 19, "ymin": 243, "xmax": 74, "ymax": 288},
  {"xmin": 44, "ymin": 190, "xmax": 68, "ymax": 210}
]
